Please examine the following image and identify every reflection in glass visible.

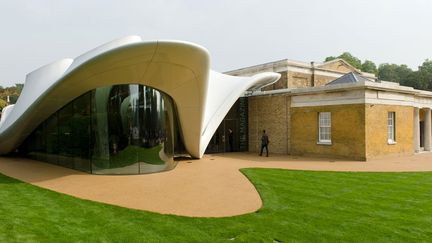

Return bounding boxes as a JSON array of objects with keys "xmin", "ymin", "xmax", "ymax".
[{"xmin": 19, "ymin": 84, "xmax": 180, "ymax": 175}]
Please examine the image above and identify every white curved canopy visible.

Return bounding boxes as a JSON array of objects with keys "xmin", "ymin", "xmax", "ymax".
[{"xmin": 0, "ymin": 36, "xmax": 279, "ymax": 158}]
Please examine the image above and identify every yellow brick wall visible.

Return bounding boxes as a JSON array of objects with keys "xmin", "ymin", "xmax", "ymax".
[
  {"xmin": 319, "ymin": 61, "xmax": 354, "ymax": 73},
  {"xmin": 314, "ymin": 75, "xmax": 337, "ymax": 87},
  {"xmin": 365, "ymin": 105, "xmax": 414, "ymax": 158},
  {"xmin": 262, "ymin": 69, "xmax": 352, "ymax": 90},
  {"xmin": 290, "ymin": 104, "xmax": 366, "ymax": 160},
  {"xmin": 287, "ymin": 71, "xmax": 312, "ymax": 88},
  {"xmin": 249, "ymin": 97, "xmax": 415, "ymax": 160},
  {"xmin": 248, "ymin": 95, "xmax": 290, "ymax": 154},
  {"xmin": 287, "ymin": 71, "xmax": 343, "ymax": 88}
]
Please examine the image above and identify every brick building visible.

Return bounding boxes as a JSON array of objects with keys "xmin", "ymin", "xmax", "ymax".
[{"xmin": 210, "ymin": 58, "xmax": 432, "ymax": 160}]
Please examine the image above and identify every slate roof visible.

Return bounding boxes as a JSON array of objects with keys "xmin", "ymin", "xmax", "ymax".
[{"xmin": 326, "ymin": 72, "xmax": 371, "ymax": 86}]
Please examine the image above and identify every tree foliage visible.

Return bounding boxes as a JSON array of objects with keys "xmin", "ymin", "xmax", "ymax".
[
  {"xmin": 378, "ymin": 63, "xmax": 408, "ymax": 83},
  {"xmin": 361, "ymin": 60, "xmax": 377, "ymax": 74},
  {"xmin": 418, "ymin": 59, "xmax": 432, "ymax": 90},
  {"xmin": 325, "ymin": 52, "xmax": 432, "ymax": 91},
  {"xmin": 337, "ymin": 52, "xmax": 362, "ymax": 69},
  {"xmin": 377, "ymin": 62, "xmax": 432, "ymax": 90},
  {"xmin": 324, "ymin": 56, "xmax": 337, "ymax": 62},
  {"xmin": 325, "ymin": 52, "xmax": 362, "ymax": 70},
  {"xmin": 0, "ymin": 83, "xmax": 24, "ymax": 111},
  {"xmin": 0, "ymin": 99, "xmax": 7, "ymax": 110}
]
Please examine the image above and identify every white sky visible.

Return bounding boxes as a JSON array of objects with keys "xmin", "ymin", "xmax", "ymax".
[{"xmin": 0, "ymin": 0, "xmax": 431, "ymax": 87}]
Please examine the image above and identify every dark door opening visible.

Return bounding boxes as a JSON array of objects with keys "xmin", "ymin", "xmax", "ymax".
[
  {"xmin": 225, "ymin": 119, "xmax": 238, "ymax": 152},
  {"xmin": 206, "ymin": 122, "xmax": 226, "ymax": 153},
  {"xmin": 420, "ymin": 121, "xmax": 425, "ymax": 148},
  {"xmin": 205, "ymin": 97, "xmax": 248, "ymax": 153}
]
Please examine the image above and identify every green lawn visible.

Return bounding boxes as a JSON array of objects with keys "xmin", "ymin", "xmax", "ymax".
[{"xmin": 1, "ymin": 168, "xmax": 432, "ymax": 242}]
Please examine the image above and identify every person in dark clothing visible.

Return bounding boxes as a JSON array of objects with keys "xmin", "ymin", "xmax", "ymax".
[
  {"xmin": 259, "ymin": 129, "xmax": 269, "ymax": 157},
  {"xmin": 228, "ymin": 128, "xmax": 234, "ymax": 152}
]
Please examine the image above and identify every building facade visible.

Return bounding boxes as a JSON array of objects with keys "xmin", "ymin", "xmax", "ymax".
[
  {"xmin": 2, "ymin": 36, "xmax": 431, "ymax": 175},
  {"xmin": 0, "ymin": 36, "xmax": 280, "ymax": 174},
  {"xmin": 226, "ymin": 58, "xmax": 376, "ymax": 90},
  {"xmin": 219, "ymin": 59, "xmax": 432, "ymax": 160}
]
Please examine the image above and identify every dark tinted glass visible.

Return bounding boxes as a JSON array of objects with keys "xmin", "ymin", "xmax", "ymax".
[{"xmin": 19, "ymin": 84, "xmax": 179, "ymax": 174}]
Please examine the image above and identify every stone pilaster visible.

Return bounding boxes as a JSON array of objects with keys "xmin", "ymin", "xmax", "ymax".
[
  {"xmin": 424, "ymin": 108, "xmax": 431, "ymax": 151},
  {"xmin": 414, "ymin": 107, "xmax": 420, "ymax": 153}
]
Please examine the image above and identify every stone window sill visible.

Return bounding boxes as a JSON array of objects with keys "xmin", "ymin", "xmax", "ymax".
[{"xmin": 317, "ymin": 141, "xmax": 332, "ymax": 146}]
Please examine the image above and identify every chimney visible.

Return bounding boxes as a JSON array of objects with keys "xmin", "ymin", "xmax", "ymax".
[{"xmin": 311, "ymin": 61, "xmax": 315, "ymax": 87}]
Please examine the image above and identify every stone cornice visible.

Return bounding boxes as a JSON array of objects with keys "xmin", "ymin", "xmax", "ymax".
[{"xmin": 247, "ymin": 81, "xmax": 432, "ymax": 109}]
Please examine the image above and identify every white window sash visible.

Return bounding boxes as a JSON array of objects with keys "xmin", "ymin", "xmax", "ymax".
[
  {"xmin": 387, "ymin": 112, "xmax": 395, "ymax": 143},
  {"xmin": 318, "ymin": 112, "xmax": 331, "ymax": 143}
]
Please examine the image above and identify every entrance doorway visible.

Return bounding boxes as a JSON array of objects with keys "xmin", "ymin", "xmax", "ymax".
[
  {"xmin": 206, "ymin": 120, "xmax": 238, "ymax": 153},
  {"xmin": 205, "ymin": 98, "xmax": 248, "ymax": 153}
]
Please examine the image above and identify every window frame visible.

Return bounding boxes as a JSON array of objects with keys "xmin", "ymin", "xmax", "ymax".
[
  {"xmin": 387, "ymin": 112, "xmax": 396, "ymax": 144},
  {"xmin": 318, "ymin": 112, "xmax": 332, "ymax": 145}
]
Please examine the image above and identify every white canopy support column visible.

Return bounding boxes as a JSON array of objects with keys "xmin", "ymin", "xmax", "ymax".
[
  {"xmin": 414, "ymin": 107, "xmax": 420, "ymax": 153},
  {"xmin": 425, "ymin": 108, "xmax": 431, "ymax": 151}
]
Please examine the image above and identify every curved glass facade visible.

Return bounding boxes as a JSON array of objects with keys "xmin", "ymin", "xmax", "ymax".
[{"xmin": 19, "ymin": 84, "xmax": 180, "ymax": 174}]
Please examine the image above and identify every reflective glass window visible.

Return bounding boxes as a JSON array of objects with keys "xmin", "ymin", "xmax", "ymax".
[{"xmin": 19, "ymin": 84, "xmax": 180, "ymax": 174}]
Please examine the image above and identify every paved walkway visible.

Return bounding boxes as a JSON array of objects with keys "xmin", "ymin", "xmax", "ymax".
[{"xmin": 1, "ymin": 152, "xmax": 432, "ymax": 217}]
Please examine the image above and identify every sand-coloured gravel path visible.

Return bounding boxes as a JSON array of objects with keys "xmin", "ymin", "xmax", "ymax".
[{"xmin": 1, "ymin": 152, "xmax": 432, "ymax": 217}]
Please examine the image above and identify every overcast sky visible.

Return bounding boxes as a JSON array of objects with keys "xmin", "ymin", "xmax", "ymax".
[{"xmin": 0, "ymin": 0, "xmax": 431, "ymax": 87}]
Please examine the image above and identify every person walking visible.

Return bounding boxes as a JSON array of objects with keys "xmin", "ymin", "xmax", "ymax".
[
  {"xmin": 228, "ymin": 128, "xmax": 234, "ymax": 152},
  {"xmin": 259, "ymin": 130, "xmax": 269, "ymax": 157}
]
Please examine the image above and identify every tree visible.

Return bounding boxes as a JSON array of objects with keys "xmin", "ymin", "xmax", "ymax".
[
  {"xmin": 361, "ymin": 60, "xmax": 377, "ymax": 74},
  {"xmin": 324, "ymin": 56, "xmax": 337, "ymax": 62},
  {"xmin": 396, "ymin": 64, "xmax": 415, "ymax": 85},
  {"xmin": 378, "ymin": 63, "xmax": 399, "ymax": 82},
  {"xmin": 324, "ymin": 53, "xmax": 432, "ymax": 91},
  {"xmin": 418, "ymin": 59, "xmax": 432, "ymax": 90},
  {"xmin": 0, "ymin": 83, "xmax": 24, "ymax": 110},
  {"xmin": 337, "ymin": 52, "xmax": 362, "ymax": 70},
  {"xmin": 402, "ymin": 71, "xmax": 422, "ymax": 89},
  {"xmin": 377, "ymin": 63, "xmax": 414, "ymax": 84},
  {"xmin": 0, "ymin": 98, "xmax": 7, "ymax": 112},
  {"xmin": 15, "ymin": 83, "xmax": 24, "ymax": 93},
  {"xmin": 324, "ymin": 52, "xmax": 362, "ymax": 70}
]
